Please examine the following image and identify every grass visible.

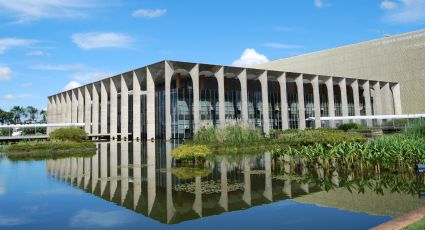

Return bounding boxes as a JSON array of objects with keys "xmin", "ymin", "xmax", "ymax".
[
  {"xmin": 5, "ymin": 140, "xmax": 96, "ymax": 160},
  {"xmin": 405, "ymin": 217, "xmax": 425, "ymax": 230}
]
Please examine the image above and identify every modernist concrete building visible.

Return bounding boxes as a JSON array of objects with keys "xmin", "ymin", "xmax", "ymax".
[
  {"xmin": 256, "ymin": 29, "xmax": 425, "ymax": 114},
  {"xmin": 47, "ymin": 60, "xmax": 400, "ymax": 140}
]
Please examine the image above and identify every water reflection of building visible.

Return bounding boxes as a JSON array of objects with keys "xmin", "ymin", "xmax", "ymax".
[{"xmin": 46, "ymin": 141, "xmax": 425, "ymax": 224}]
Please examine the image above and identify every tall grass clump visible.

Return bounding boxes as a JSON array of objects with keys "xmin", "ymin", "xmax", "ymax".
[
  {"xmin": 403, "ymin": 119, "xmax": 425, "ymax": 138},
  {"xmin": 193, "ymin": 125, "xmax": 264, "ymax": 145},
  {"xmin": 338, "ymin": 123, "xmax": 364, "ymax": 131},
  {"xmin": 49, "ymin": 127, "xmax": 87, "ymax": 142}
]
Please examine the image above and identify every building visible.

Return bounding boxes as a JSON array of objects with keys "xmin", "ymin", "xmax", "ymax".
[
  {"xmin": 47, "ymin": 60, "xmax": 400, "ymax": 140},
  {"xmin": 256, "ymin": 29, "xmax": 425, "ymax": 114}
]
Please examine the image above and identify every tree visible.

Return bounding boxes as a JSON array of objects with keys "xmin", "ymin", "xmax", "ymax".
[
  {"xmin": 10, "ymin": 106, "xmax": 26, "ymax": 124},
  {"xmin": 40, "ymin": 109, "xmax": 47, "ymax": 123},
  {"xmin": 0, "ymin": 108, "xmax": 6, "ymax": 124},
  {"xmin": 26, "ymin": 106, "xmax": 38, "ymax": 123}
]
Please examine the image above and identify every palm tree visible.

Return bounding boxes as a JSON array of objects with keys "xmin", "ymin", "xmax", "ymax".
[
  {"xmin": 40, "ymin": 109, "xmax": 47, "ymax": 123},
  {"xmin": 10, "ymin": 106, "xmax": 26, "ymax": 124},
  {"xmin": 0, "ymin": 108, "xmax": 6, "ymax": 124},
  {"xmin": 26, "ymin": 106, "xmax": 38, "ymax": 123}
]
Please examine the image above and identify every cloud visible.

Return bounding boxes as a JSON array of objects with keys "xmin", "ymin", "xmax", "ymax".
[
  {"xmin": 2, "ymin": 94, "xmax": 35, "ymax": 101},
  {"xmin": 70, "ymin": 71, "xmax": 110, "ymax": 83},
  {"xmin": 20, "ymin": 82, "xmax": 32, "ymax": 88},
  {"xmin": 0, "ymin": 0, "xmax": 98, "ymax": 22},
  {"xmin": 132, "ymin": 8, "xmax": 166, "ymax": 18},
  {"xmin": 30, "ymin": 64, "xmax": 85, "ymax": 71},
  {"xmin": 0, "ymin": 38, "xmax": 35, "ymax": 54},
  {"xmin": 69, "ymin": 210, "xmax": 134, "ymax": 229},
  {"xmin": 26, "ymin": 50, "xmax": 47, "ymax": 57},
  {"xmin": 72, "ymin": 32, "xmax": 133, "ymax": 50},
  {"xmin": 231, "ymin": 49, "xmax": 269, "ymax": 67},
  {"xmin": 314, "ymin": 0, "xmax": 330, "ymax": 8},
  {"xmin": 263, "ymin": 42, "xmax": 303, "ymax": 49},
  {"xmin": 63, "ymin": 81, "xmax": 82, "ymax": 91},
  {"xmin": 0, "ymin": 216, "xmax": 29, "ymax": 227},
  {"xmin": 0, "ymin": 66, "xmax": 12, "ymax": 81},
  {"xmin": 381, "ymin": 0, "xmax": 425, "ymax": 23}
]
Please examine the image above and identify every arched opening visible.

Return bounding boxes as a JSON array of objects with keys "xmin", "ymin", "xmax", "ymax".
[
  {"xmin": 199, "ymin": 72, "xmax": 219, "ymax": 127},
  {"xmin": 171, "ymin": 70, "xmax": 193, "ymax": 139},
  {"xmin": 224, "ymin": 76, "xmax": 241, "ymax": 123},
  {"xmin": 268, "ymin": 80, "xmax": 281, "ymax": 130},
  {"xmin": 247, "ymin": 79, "xmax": 262, "ymax": 129}
]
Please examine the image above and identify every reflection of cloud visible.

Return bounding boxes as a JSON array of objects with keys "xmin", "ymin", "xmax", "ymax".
[
  {"xmin": 0, "ymin": 177, "xmax": 5, "ymax": 196},
  {"xmin": 0, "ymin": 215, "xmax": 29, "ymax": 226},
  {"xmin": 30, "ymin": 188, "xmax": 82, "ymax": 196},
  {"xmin": 69, "ymin": 210, "xmax": 134, "ymax": 229}
]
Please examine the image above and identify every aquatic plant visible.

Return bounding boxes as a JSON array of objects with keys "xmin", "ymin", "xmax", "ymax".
[
  {"xmin": 403, "ymin": 119, "xmax": 425, "ymax": 138},
  {"xmin": 171, "ymin": 167, "xmax": 212, "ymax": 180},
  {"xmin": 171, "ymin": 144, "xmax": 212, "ymax": 161},
  {"xmin": 192, "ymin": 125, "xmax": 264, "ymax": 145}
]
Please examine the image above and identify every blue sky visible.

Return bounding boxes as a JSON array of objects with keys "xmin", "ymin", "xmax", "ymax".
[{"xmin": 0, "ymin": 0, "xmax": 424, "ymax": 111}]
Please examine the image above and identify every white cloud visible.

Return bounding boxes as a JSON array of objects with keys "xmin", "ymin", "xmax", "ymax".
[
  {"xmin": 0, "ymin": 38, "xmax": 35, "ymax": 54},
  {"xmin": 132, "ymin": 8, "xmax": 167, "ymax": 18},
  {"xmin": 0, "ymin": 66, "xmax": 12, "ymax": 81},
  {"xmin": 381, "ymin": 0, "xmax": 425, "ymax": 23},
  {"xmin": 72, "ymin": 32, "xmax": 133, "ymax": 50},
  {"xmin": 0, "ymin": 216, "xmax": 29, "ymax": 226},
  {"xmin": 20, "ymin": 82, "xmax": 32, "ymax": 88},
  {"xmin": 314, "ymin": 0, "xmax": 323, "ymax": 8},
  {"xmin": 263, "ymin": 42, "xmax": 303, "ymax": 49},
  {"xmin": 231, "ymin": 49, "xmax": 269, "ymax": 67},
  {"xmin": 26, "ymin": 50, "xmax": 47, "ymax": 57},
  {"xmin": 63, "ymin": 81, "xmax": 82, "ymax": 91},
  {"xmin": 0, "ymin": 0, "xmax": 98, "ymax": 22},
  {"xmin": 70, "ymin": 71, "xmax": 110, "ymax": 83},
  {"xmin": 2, "ymin": 94, "xmax": 34, "ymax": 101},
  {"xmin": 30, "ymin": 64, "xmax": 85, "ymax": 71},
  {"xmin": 69, "ymin": 210, "xmax": 134, "ymax": 229}
]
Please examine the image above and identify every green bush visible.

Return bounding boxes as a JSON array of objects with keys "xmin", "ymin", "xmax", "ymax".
[
  {"xmin": 171, "ymin": 144, "xmax": 212, "ymax": 160},
  {"xmin": 403, "ymin": 119, "xmax": 425, "ymax": 138},
  {"xmin": 193, "ymin": 125, "xmax": 264, "ymax": 145},
  {"xmin": 277, "ymin": 128, "xmax": 366, "ymax": 146},
  {"xmin": 338, "ymin": 123, "xmax": 364, "ymax": 131},
  {"xmin": 49, "ymin": 127, "xmax": 87, "ymax": 142}
]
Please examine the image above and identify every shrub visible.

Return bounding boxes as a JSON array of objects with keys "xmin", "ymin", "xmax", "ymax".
[
  {"xmin": 171, "ymin": 144, "xmax": 212, "ymax": 160},
  {"xmin": 277, "ymin": 128, "xmax": 366, "ymax": 146},
  {"xmin": 193, "ymin": 125, "xmax": 264, "ymax": 145},
  {"xmin": 403, "ymin": 119, "xmax": 425, "ymax": 138},
  {"xmin": 171, "ymin": 167, "xmax": 212, "ymax": 179},
  {"xmin": 338, "ymin": 123, "xmax": 364, "ymax": 131},
  {"xmin": 49, "ymin": 127, "xmax": 87, "ymax": 142}
]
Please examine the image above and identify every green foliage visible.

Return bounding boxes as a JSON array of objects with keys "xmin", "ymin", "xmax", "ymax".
[
  {"xmin": 171, "ymin": 167, "xmax": 212, "ymax": 179},
  {"xmin": 338, "ymin": 123, "xmax": 365, "ymax": 131},
  {"xmin": 49, "ymin": 127, "xmax": 87, "ymax": 142},
  {"xmin": 193, "ymin": 125, "xmax": 264, "ymax": 145},
  {"xmin": 403, "ymin": 119, "xmax": 425, "ymax": 138},
  {"xmin": 406, "ymin": 217, "xmax": 425, "ymax": 230},
  {"xmin": 276, "ymin": 129, "xmax": 366, "ymax": 146},
  {"xmin": 0, "ymin": 128, "xmax": 10, "ymax": 136},
  {"xmin": 21, "ymin": 127, "xmax": 47, "ymax": 135},
  {"xmin": 171, "ymin": 144, "xmax": 212, "ymax": 160}
]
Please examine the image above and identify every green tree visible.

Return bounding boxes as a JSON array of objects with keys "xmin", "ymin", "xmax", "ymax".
[
  {"xmin": 26, "ymin": 106, "xmax": 38, "ymax": 123},
  {"xmin": 39, "ymin": 109, "xmax": 47, "ymax": 123},
  {"xmin": 10, "ymin": 106, "xmax": 27, "ymax": 124}
]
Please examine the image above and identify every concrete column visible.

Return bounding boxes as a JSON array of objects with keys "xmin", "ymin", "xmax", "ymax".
[
  {"xmin": 133, "ymin": 71, "xmax": 141, "ymax": 140},
  {"xmin": 100, "ymin": 81, "xmax": 108, "ymax": 135},
  {"xmin": 71, "ymin": 89, "xmax": 78, "ymax": 123},
  {"xmin": 92, "ymin": 84, "xmax": 99, "ymax": 134},
  {"xmin": 146, "ymin": 67, "xmax": 156, "ymax": 140},
  {"xmin": 339, "ymin": 78, "xmax": 349, "ymax": 118},
  {"xmin": 66, "ymin": 91, "xmax": 72, "ymax": 123},
  {"xmin": 121, "ymin": 75, "xmax": 129, "ymax": 140},
  {"xmin": 362, "ymin": 81, "xmax": 373, "ymax": 127},
  {"xmin": 239, "ymin": 69, "xmax": 249, "ymax": 127},
  {"xmin": 325, "ymin": 77, "xmax": 336, "ymax": 128},
  {"xmin": 392, "ymin": 83, "xmax": 402, "ymax": 115},
  {"xmin": 312, "ymin": 75, "xmax": 321, "ymax": 128},
  {"xmin": 372, "ymin": 82, "xmax": 383, "ymax": 115},
  {"xmin": 47, "ymin": 97, "xmax": 52, "ymax": 134},
  {"xmin": 259, "ymin": 71, "xmax": 270, "ymax": 135},
  {"xmin": 110, "ymin": 78, "xmax": 118, "ymax": 139},
  {"xmin": 383, "ymin": 82, "xmax": 393, "ymax": 115},
  {"xmin": 190, "ymin": 64, "xmax": 200, "ymax": 133},
  {"xmin": 216, "ymin": 67, "xmax": 226, "ymax": 128},
  {"xmin": 147, "ymin": 141, "xmax": 156, "ymax": 216},
  {"xmin": 351, "ymin": 80, "xmax": 361, "ymax": 116},
  {"xmin": 77, "ymin": 88, "xmax": 84, "ymax": 123},
  {"xmin": 278, "ymin": 73, "xmax": 289, "ymax": 130},
  {"xmin": 55, "ymin": 95, "xmax": 61, "ymax": 124},
  {"xmin": 84, "ymin": 86, "xmax": 92, "ymax": 134},
  {"xmin": 295, "ymin": 74, "xmax": 306, "ymax": 129},
  {"xmin": 61, "ymin": 93, "xmax": 67, "ymax": 123},
  {"xmin": 164, "ymin": 62, "xmax": 173, "ymax": 140}
]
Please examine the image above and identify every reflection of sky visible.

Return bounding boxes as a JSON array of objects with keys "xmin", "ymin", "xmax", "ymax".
[
  {"xmin": 0, "ymin": 177, "xmax": 5, "ymax": 196},
  {"xmin": 0, "ymin": 215, "xmax": 30, "ymax": 227},
  {"xmin": 69, "ymin": 210, "xmax": 135, "ymax": 229}
]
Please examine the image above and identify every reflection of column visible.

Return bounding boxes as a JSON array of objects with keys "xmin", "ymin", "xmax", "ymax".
[
  {"xmin": 260, "ymin": 71, "xmax": 270, "ymax": 135},
  {"xmin": 278, "ymin": 73, "xmax": 289, "ymax": 130},
  {"xmin": 92, "ymin": 84, "xmax": 99, "ymax": 134},
  {"xmin": 147, "ymin": 66, "xmax": 156, "ymax": 140},
  {"xmin": 339, "ymin": 78, "xmax": 349, "ymax": 118},
  {"xmin": 147, "ymin": 141, "xmax": 156, "ymax": 215},
  {"xmin": 312, "ymin": 75, "xmax": 321, "ymax": 128},
  {"xmin": 66, "ymin": 158, "xmax": 72, "ymax": 183},
  {"xmin": 110, "ymin": 141, "xmax": 118, "ymax": 200},
  {"xmin": 190, "ymin": 64, "xmax": 200, "ymax": 133},
  {"xmin": 193, "ymin": 176, "xmax": 202, "ymax": 217},
  {"xmin": 216, "ymin": 67, "xmax": 225, "ymax": 128},
  {"xmin": 362, "ymin": 81, "xmax": 372, "ymax": 127},
  {"xmin": 84, "ymin": 156, "xmax": 91, "ymax": 189},
  {"xmin": 243, "ymin": 158, "xmax": 251, "ymax": 206},
  {"xmin": 295, "ymin": 74, "xmax": 306, "ymax": 129},
  {"xmin": 392, "ymin": 83, "xmax": 402, "ymax": 115},
  {"xmin": 121, "ymin": 75, "xmax": 129, "ymax": 139},
  {"xmin": 84, "ymin": 86, "xmax": 92, "ymax": 134},
  {"xmin": 239, "ymin": 69, "xmax": 249, "ymax": 127},
  {"xmin": 166, "ymin": 142, "xmax": 175, "ymax": 223},
  {"xmin": 77, "ymin": 88, "xmax": 84, "ymax": 124},
  {"xmin": 133, "ymin": 71, "xmax": 141, "ymax": 140},
  {"xmin": 110, "ymin": 78, "xmax": 118, "ymax": 139},
  {"xmin": 332, "ymin": 170, "xmax": 339, "ymax": 187},
  {"xmin": 382, "ymin": 82, "xmax": 393, "ymax": 115},
  {"xmin": 164, "ymin": 63, "xmax": 172, "ymax": 140},
  {"xmin": 77, "ymin": 158, "xmax": 84, "ymax": 187},
  {"xmin": 283, "ymin": 155, "xmax": 291, "ymax": 198},
  {"xmin": 133, "ymin": 141, "xmax": 141, "ymax": 210},
  {"xmin": 219, "ymin": 159, "xmax": 228, "ymax": 211},
  {"xmin": 91, "ymin": 145, "xmax": 99, "ymax": 193},
  {"xmin": 325, "ymin": 77, "xmax": 335, "ymax": 128},
  {"xmin": 100, "ymin": 80, "xmax": 108, "ymax": 135},
  {"xmin": 121, "ymin": 141, "xmax": 129, "ymax": 205},
  {"xmin": 100, "ymin": 142, "xmax": 108, "ymax": 195},
  {"xmin": 72, "ymin": 89, "xmax": 78, "ymax": 123},
  {"xmin": 264, "ymin": 152, "xmax": 272, "ymax": 202},
  {"xmin": 300, "ymin": 163, "xmax": 309, "ymax": 194}
]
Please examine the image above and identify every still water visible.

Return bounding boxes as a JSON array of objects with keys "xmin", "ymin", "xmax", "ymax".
[{"xmin": 1, "ymin": 141, "xmax": 425, "ymax": 229}]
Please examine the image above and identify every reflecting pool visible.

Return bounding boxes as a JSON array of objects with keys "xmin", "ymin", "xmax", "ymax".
[{"xmin": 1, "ymin": 141, "xmax": 425, "ymax": 229}]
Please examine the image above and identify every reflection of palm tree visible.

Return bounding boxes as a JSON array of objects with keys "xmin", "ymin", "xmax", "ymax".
[
  {"xmin": 10, "ymin": 106, "xmax": 26, "ymax": 124},
  {"xmin": 26, "ymin": 106, "xmax": 38, "ymax": 123},
  {"xmin": 40, "ymin": 110, "xmax": 47, "ymax": 123}
]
